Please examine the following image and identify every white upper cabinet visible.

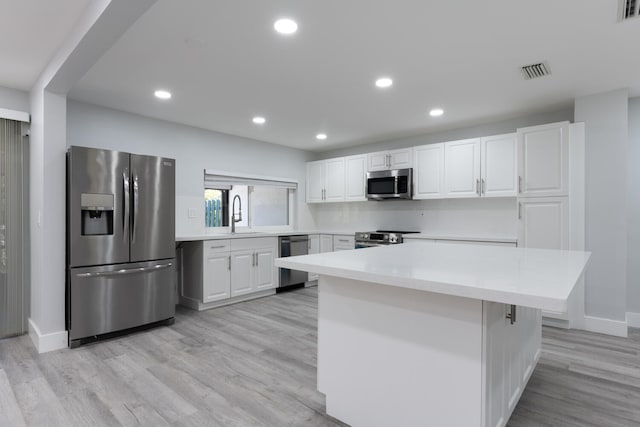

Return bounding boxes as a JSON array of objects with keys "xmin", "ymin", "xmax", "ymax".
[
  {"xmin": 306, "ymin": 161, "xmax": 325, "ymax": 203},
  {"xmin": 344, "ymin": 154, "xmax": 367, "ymax": 202},
  {"xmin": 444, "ymin": 138, "xmax": 481, "ymax": 198},
  {"xmin": 517, "ymin": 196, "xmax": 569, "ymax": 250},
  {"xmin": 517, "ymin": 122, "xmax": 569, "ymax": 197},
  {"xmin": 481, "ymin": 133, "xmax": 518, "ymax": 197},
  {"xmin": 413, "ymin": 143, "xmax": 445, "ymax": 199},
  {"xmin": 368, "ymin": 151, "xmax": 389, "ymax": 171},
  {"xmin": 325, "ymin": 158, "xmax": 345, "ymax": 202},
  {"xmin": 367, "ymin": 148, "xmax": 413, "ymax": 171},
  {"xmin": 306, "ymin": 158, "xmax": 345, "ymax": 203}
]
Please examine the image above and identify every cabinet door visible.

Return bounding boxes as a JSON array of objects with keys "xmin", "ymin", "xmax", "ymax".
[
  {"xmin": 203, "ymin": 253, "xmax": 230, "ymax": 302},
  {"xmin": 230, "ymin": 250, "xmax": 253, "ymax": 297},
  {"xmin": 254, "ymin": 249, "xmax": 275, "ymax": 291},
  {"xmin": 390, "ymin": 148, "xmax": 413, "ymax": 169},
  {"xmin": 306, "ymin": 161, "xmax": 325, "ymax": 203},
  {"xmin": 345, "ymin": 155, "xmax": 367, "ymax": 201},
  {"xmin": 414, "ymin": 143, "xmax": 444, "ymax": 199},
  {"xmin": 308, "ymin": 235, "xmax": 320, "ymax": 281},
  {"xmin": 517, "ymin": 122, "xmax": 569, "ymax": 197},
  {"xmin": 444, "ymin": 138, "xmax": 481, "ymax": 198},
  {"xmin": 518, "ymin": 197, "xmax": 569, "ymax": 250},
  {"xmin": 320, "ymin": 234, "xmax": 333, "ymax": 252},
  {"xmin": 325, "ymin": 158, "xmax": 345, "ymax": 202},
  {"xmin": 481, "ymin": 133, "xmax": 517, "ymax": 197},
  {"xmin": 483, "ymin": 301, "xmax": 507, "ymax": 427},
  {"xmin": 368, "ymin": 151, "xmax": 390, "ymax": 171}
]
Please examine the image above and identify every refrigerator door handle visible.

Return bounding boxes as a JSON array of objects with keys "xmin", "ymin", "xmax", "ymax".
[
  {"xmin": 75, "ymin": 262, "xmax": 173, "ymax": 278},
  {"xmin": 123, "ymin": 171, "xmax": 130, "ymax": 241},
  {"xmin": 132, "ymin": 174, "xmax": 139, "ymax": 244}
]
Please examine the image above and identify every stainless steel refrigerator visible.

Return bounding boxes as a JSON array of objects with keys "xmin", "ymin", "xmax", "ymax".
[{"xmin": 66, "ymin": 146, "xmax": 176, "ymax": 347}]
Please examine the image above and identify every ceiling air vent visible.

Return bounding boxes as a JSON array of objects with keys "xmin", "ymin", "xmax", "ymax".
[
  {"xmin": 620, "ymin": 0, "xmax": 640, "ymax": 21},
  {"xmin": 521, "ymin": 62, "xmax": 551, "ymax": 80}
]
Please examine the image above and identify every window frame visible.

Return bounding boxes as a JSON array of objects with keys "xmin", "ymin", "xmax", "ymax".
[{"xmin": 204, "ymin": 170, "xmax": 297, "ymax": 234}]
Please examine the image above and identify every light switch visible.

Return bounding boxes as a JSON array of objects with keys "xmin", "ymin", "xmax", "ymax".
[{"xmin": 188, "ymin": 208, "xmax": 197, "ymax": 218}]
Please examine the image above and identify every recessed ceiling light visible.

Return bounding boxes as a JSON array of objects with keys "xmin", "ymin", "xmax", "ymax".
[
  {"xmin": 375, "ymin": 77, "xmax": 393, "ymax": 88},
  {"xmin": 429, "ymin": 108, "xmax": 444, "ymax": 117},
  {"xmin": 316, "ymin": 133, "xmax": 327, "ymax": 140},
  {"xmin": 274, "ymin": 18, "xmax": 298, "ymax": 34},
  {"xmin": 154, "ymin": 89, "xmax": 171, "ymax": 100},
  {"xmin": 252, "ymin": 116, "xmax": 266, "ymax": 125}
]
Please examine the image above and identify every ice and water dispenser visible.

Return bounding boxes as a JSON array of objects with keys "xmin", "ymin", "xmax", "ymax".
[{"xmin": 80, "ymin": 193, "xmax": 114, "ymax": 235}]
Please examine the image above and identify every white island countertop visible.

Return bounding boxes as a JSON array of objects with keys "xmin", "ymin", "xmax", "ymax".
[{"xmin": 275, "ymin": 241, "xmax": 591, "ymax": 312}]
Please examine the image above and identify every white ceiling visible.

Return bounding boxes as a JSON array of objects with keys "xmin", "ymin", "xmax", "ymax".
[
  {"xmin": 63, "ymin": 1, "xmax": 640, "ymax": 151},
  {"xmin": 0, "ymin": 0, "xmax": 89, "ymax": 91}
]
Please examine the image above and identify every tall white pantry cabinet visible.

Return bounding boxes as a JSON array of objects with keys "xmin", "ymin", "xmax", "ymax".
[{"xmin": 516, "ymin": 121, "xmax": 585, "ymax": 328}]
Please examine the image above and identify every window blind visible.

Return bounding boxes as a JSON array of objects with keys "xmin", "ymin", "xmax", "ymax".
[{"xmin": 204, "ymin": 171, "xmax": 297, "ymax": 190}]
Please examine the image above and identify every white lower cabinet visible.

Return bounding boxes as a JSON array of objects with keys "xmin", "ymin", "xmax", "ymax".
[
  {"xmin": 254, "ymin": 248, "xmax": 275, "ymax": 290},
  {"xmin": 308, "ymin": 234, "xmax": 320, "ymax": 282},
  {"xmin": 333, "ymin": 234, "xmax": 355, "ymax": 251},
  {"xmin": 320, "ymin": 234, "xmax": 333, "ymax": 252},
  {"xmin": 483, "ymin": 302, "xmax": 540, "ymax": 427},
  {"xmin": 203, "ymin": 245, "xmax": 231, "ymax": 303},
  {"xmin": 230, "ymin": 250, "xmax": 253, "ymax": 297},
  {"xmin": 180, "ymin": 237, "xmax": 277, "ymax": 310}
]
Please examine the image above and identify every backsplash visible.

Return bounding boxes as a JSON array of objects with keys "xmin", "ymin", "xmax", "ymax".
[{"xmin": 310, "ymin": 197, "xmax": 518, "ymax": 236}]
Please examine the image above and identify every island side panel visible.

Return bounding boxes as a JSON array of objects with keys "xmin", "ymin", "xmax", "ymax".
[{"xmin": 317, "ymin": 275, "xmax": 484, "ymax": 427}]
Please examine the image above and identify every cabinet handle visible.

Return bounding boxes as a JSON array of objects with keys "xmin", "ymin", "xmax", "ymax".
[
  {"xmin": 518, "ymin": 202, "xmax": 522, "ymax": 220},
  {"xmin": 210, "ymin": 245, "xmax": 226, "ymax": 250},
  {"xmin": 476, "ymin": 178, "xmax": 480, "ymax": 196},
  {"xmin": 228, "ymin": 255, "xmax": 231, "ymax": 271},
  {"xmin": 506, "ymin": 305, "xmax": 517, "ymax": 325},
  {"xmin": 338, "ymin": 239, "xmax": 349, "ymax": 243},
  {"xmin": 481, "ymin": 179, "xmax": 486, "ymax": 195},
  {"xmin": 255, "ymin": 253, "xmax": 259, "ymax": 266},
  {"xmin": 518, "ymin": 176, "xmax": 522, "ymax": 194}
]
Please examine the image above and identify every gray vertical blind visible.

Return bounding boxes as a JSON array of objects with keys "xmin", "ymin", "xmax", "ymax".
[{"xmin": 0, "ymin": 118, "xmax": 27, "ymax": 338}]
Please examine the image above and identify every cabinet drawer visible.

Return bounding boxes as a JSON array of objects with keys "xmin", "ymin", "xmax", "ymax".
[
  {"xmin": 204, "ymin": 240, "xmax": 230, "ymax": 254},
  {"xmin": 333, "ymin": 235, "xmax": 355, "ymax": 250}
]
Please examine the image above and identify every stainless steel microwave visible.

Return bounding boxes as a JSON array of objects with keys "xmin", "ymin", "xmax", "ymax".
[{"xmin": 366, "ymin": 168, "xmax": 413, "ymax": 200}]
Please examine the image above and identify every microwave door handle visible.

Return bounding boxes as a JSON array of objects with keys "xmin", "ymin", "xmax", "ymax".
[
  {"xmin": 394, "ymin": 176, "xmax": 399, "ymax": 195},
  {"xmin": 123, "ymin": 171, "xmax": 130, "ymax": 241}
]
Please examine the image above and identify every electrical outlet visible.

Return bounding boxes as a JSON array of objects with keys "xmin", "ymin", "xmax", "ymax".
[{"xmin": 188, "ymin": 208, "xmax": 197, "ymax": 218}]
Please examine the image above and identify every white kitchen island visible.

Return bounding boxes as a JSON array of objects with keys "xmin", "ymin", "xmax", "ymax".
[{"xmin": 275, "ymin": 241, "xmax": 590, "ymax": 427}]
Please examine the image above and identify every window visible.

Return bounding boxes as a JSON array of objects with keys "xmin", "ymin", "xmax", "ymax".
[{"xmin": 204, "ymin": 171, "xmax": 296, "ymax": 230}]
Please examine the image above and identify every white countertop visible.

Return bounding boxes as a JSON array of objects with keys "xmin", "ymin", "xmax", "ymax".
[
  {"xmin": 176, "ymin": 231, "xmax": 515, "ymax": 243},
  {"xmin": 275, "ymin": 242, "xmax": 590, "ymax": 312},
  {"xmin": 403, "ymin": 233, "xmax": 517, "ymax": 243}
]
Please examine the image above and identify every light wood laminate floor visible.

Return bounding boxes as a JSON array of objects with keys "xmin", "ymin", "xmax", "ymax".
[{"xmin": 0, "ymin": 287, "xmax": 638, "ymax": 426}]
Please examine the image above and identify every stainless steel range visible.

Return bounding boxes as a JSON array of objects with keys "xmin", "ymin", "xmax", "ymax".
[{"xmin": 354, "ymin": 230, "xmax": 419, "ymax": 248}]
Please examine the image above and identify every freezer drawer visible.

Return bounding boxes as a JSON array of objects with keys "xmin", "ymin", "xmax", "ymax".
[{"xmin": 68, "ymin": 259, "xmax": 175, "ymax": 344}]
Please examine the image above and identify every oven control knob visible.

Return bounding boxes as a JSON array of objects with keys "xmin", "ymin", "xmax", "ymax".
[
  {"xmin": 364, "ymin": 233, "xmax": 369, "ymax": 239},
  {"xmin": 389, "ymin": 234, "xmax": 397, "ymax": 243}
]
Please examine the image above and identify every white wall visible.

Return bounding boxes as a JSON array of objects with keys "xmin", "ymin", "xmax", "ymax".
[
  {"xmin": 66, "ymin": 100, "xmax": 316, "ymax": 235},
  {"xmin": 0, "ymin": 86, "xmax": 29, "ymax": 112},
  {"xmin": 628, "ymin": 97, "xmax": 640, "ymax": 315},
  {"xmin": 575, "ymin": 89, "xmax": 628, "ymax": 322},
  {"xmin": 312, "ymin": 198, "xmax": 517, "ymax": 237}
]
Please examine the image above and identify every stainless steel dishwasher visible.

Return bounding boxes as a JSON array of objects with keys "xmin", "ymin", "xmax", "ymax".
[{"xmin": 278, "ymin": 235, "xmax": 309, "ymax": 290}]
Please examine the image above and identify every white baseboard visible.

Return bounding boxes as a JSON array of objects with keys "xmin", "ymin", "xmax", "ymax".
[
  {"xmin": 28, "ymin": 319, "xmax": 67, "ymax": 353},
  {"xmin": 582, "ymin": 315, "xmax": 628, "ymax": 338},
  {"xmin": 627, "ymin": 312, "xmax": 640, "ymax": 328}
]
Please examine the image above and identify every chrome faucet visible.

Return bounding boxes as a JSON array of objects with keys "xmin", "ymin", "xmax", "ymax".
[{"xmin": 231, "ymin": 194, "xmax": 242, "ymax": 233}]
